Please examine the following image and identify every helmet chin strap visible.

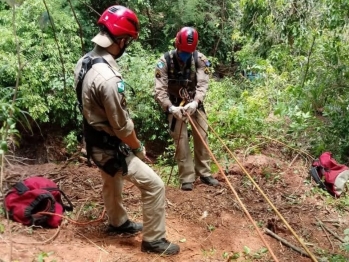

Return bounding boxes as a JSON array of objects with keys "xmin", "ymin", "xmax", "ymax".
[
  {"xmin": 106, "ymin": 40, "xmax": 126, "ymax": 59},
  {"xmin": 115, "ymin": 45, "xmax": 126, "ymax": 59}
]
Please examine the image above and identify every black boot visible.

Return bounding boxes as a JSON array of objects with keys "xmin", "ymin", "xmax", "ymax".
[
  {"xmin": 200, "ymin": 176, "xmax": 220, "ymax": 186},
  {"xmin": 141, "ymin": 238, "xmax": 180, "ymax": 255},
  {"xmin": 181, "ymin": 182, "xmax": 193, "ymax": 191},
  {"xmin": 107, "ymin": 219, "xmax": 143, "ymax": 234}
]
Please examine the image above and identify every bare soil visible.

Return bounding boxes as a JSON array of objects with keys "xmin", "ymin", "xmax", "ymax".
[{"xmin": 1, "ymin": 133, "xmax": 349, "ymax": 262}]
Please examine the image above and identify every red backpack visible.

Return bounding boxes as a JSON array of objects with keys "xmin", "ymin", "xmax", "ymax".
[
  {"xmin": 310, "ymin": 152, "xmax": 349, "ymax": 197},
  {"xmin": 4, "ymin": 176, "xmax": 73, "ymax": 227}
]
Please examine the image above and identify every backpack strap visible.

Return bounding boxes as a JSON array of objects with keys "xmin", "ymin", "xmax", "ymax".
[
  {"xmin": 193, "ymin": 50, "xmax": 198, "ymax": 71},
  {"xmin": 309, "ymin": 165, "xmax": 327, "ymax": 191},
  {"xmin": 171, "ymin": 50, "xmax": 181, "ymax": 75},
  {"xmin": 44, "ymin": 187, "xmax": 74, "ymax": 212},
  {"xmin": 76, "ymin": 56, "xmax": 108, "ymax": 110},
  {"xmin": 14, "ymin": 182, "xmax": 29, "ymax": 195},
  {"xmin": 164, "ymin": 51, "xmax": 171, "ymax": 76}
]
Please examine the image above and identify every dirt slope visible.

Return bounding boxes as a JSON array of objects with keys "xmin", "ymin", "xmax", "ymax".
[{"xmin": 1, "ymin": 146, "xmax": 349, "ymax": 262}]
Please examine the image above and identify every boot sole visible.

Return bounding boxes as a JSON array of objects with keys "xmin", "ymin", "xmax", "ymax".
[{"xmin": 141, "ymin": 248, "xmax": 180, "ymax": 255}]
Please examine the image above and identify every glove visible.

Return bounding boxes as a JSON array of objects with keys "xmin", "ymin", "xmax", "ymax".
[
  {"xmin": 169, "ymin": 105, "xmax": 185, "ymax": 120},
  {"xmin": 184, "ymin": 101, "xmax": 198, "ymax": 115},
  {"xmin": 132, "ymin": 143, "xmax": 146, "ymax": 160}
]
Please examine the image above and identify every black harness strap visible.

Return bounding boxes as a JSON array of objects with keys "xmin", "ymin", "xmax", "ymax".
[
  {"xmin": 75, "ymin": 56, "xmax": 129, "ymax": 176},
  {"xmin": 193, "ymin": 50, "xmax": 198, "ymax": 70},
  {"xmin": 165, "ymin": 50, "xmax": 198, "ymax": 132},
  {"xmin": 76, "ymin": 57, "xmax": 108, "ymax": 109}
]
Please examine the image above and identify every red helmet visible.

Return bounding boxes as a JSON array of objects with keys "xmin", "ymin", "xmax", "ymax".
[
  {"xmin": 98, "ymin": 5, "xmax": 139, "ymax": 40},
  {"xmin": 175, "ymin": 27, "xmax": 198, "ymax": 53}
]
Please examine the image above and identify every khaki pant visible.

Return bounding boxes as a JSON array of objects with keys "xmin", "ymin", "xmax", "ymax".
[
  {"xmin": 92, "ymin": 148, "xmax": 166, "ymax": 242},
  {"xmin": 168, "ymin": 109, "xmax": 211, "ymax": 184}
]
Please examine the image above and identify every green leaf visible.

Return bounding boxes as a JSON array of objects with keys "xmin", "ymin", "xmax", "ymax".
[{"xmin": 243, "ymin": 246, "xmax": 250, "ymax": 255}]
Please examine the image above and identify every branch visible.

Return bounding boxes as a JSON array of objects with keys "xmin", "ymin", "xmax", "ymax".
[
  {"xmin": 67, "ymin": 0, "xmax": 85, "ymax": 55},
  {"xmin": 265, "ymin": 228, "xmax": 317, "ymax": 259},
  {"xmin": 300, "ymin": 34, "xmax": 316, "ymax": 91},
  {"xmin": 42, "ymin": 0, "xmax": 66, "ymax": 89},
  {"xmin": 316, "ymin": 218, "xmax": 345, "ymax": 243}
]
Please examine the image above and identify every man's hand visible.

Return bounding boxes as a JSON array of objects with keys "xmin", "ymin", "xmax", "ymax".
[
  {"xmin": 132, "ymin": 143, "xmax": 146, "ymax": 160},
  {"xmin": 184, "ymin": 101, "xmax": 198, "ymax": 115},
  {"xmin": 169, "ymin": 105, "xmax": 185, "ymax": 120}
]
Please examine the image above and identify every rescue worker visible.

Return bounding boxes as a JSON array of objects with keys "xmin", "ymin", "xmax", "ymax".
[
  {"xmin": 154, "ymin": 27, "xmax": 220, "ymax": 191},
  {"xmin": 73, "ymin": 5, "xmax": 179, "ymax": 255}
]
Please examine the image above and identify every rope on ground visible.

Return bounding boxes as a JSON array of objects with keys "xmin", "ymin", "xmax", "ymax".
[
  {"xmin": 196, "ymin": 110, "xmax": 318, "ymax": 262},
  {"xmin": 186, "ymin": 113, "xmax": 280, "ymax": 262}
]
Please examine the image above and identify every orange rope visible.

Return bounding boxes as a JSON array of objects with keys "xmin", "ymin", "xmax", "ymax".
[
  {"xmin": 196, "ymin": 110, "xmax": 318, "ymax": 262},
  {"xmin": 186, "ymin": 112, "xmax": 280, "ymax": 262}
]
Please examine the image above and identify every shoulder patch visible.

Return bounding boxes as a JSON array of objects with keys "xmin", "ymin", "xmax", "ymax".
[
  {"xmin": 117, "ymin": 81, "xmax": 125, "ymax": 93},
  {"xmin": 155, "ymin": 69, "xmax": 161, "ymax": 78},
  {"xmin": 157, "ymin": 61, "xmax": 165, "ymax": 69}
]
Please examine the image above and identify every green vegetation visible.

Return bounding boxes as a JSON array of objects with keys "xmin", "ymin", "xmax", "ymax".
[
  {"xmin": 0, "ymin": 0, "xmax": 348, "ymax": 163},
  {"xmin": 1, "ymin": 1, "xmax": 349, "ymax": 234}
]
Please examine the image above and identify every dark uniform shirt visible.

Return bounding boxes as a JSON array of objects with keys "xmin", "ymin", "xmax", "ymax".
[{"xmin": 154, "ymin": 50, "xmax": 210, "ymax": 111}]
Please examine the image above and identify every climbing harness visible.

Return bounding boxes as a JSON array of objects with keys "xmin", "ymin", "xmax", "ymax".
[{"xmin": 76, "ymin": 55, "xmax": 129, "ymax": 176}]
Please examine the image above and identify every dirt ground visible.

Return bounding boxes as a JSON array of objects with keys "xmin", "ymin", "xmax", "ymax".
[{"xmin": 1, "ymin": 134, "xmax": 349, "ymax": 262}]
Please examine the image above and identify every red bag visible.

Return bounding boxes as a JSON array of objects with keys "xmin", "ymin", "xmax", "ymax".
[
  {"xmin": 4, "ymin": 176, "xmax": 73, "ymax": 227},
  {"xmin": 312, "ymin": 152, "xmax": 349, "ymax": 197}
]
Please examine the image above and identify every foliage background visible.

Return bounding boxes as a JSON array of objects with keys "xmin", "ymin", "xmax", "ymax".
[{"xmin": 1, "ymin": 0, "xmax": 349, "ymax": 164}]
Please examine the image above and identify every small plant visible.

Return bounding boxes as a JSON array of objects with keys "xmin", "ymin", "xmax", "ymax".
[
  {"xmin": 202, "ymin": 247, "xmax": 216, "ymax": 257},
  {"xmin": 0, "ymin": 206, "xmax": 5, "ymax": 216},
  {"xmin": 317, "ymin": 248, "xmax": 349, "ymax": 262},
  {"xmin": 82, "ymin": 202, "xmax": 98, "ymax": 220},
  {"xmin": 222, "ymin": 251, "xmax": 240, "ymax": 260},
  {"xmin": 252, "ymin": 247, "xmax": 268, "ymax": 259},
  {"xmin": 225, "ymin": 246, "xmax": 269, "ymax": 261},
  {"xmin": 207, "ymin": 224, "xmax": 215, "ymax": 232},
  {"xmin": 34, "ymin": 251, "xmax": 55, "ymax": 262},
  {"xmin": 257, "ymin": 220, "xmax": 264, "ymax": 228},
  {"xmin": 0, "ymin": 223, "xmax": 5, "ymax": 234},
  {"xmin": 63, "ymin": 130, "xmax": 79, "ymax": 155},
  {"xmin": 342, "ymin": 228, "xmax": 349, "ymax": 252}
]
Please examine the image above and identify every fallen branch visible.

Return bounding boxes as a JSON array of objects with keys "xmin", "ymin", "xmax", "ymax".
[
  {"xmin": 318, "ymin": 220, "xmax": 334, "ymax": 251},
  {"xmin": 316, "ymin": 218, "xmax": 345, "ymax": 243},
  {"xmin": 289, "ymin": 154, "xmax": 299, "ymax": 167},
  {"xmin": 264, "ymin": 228, "xmax": 314, "ymax": 258}
]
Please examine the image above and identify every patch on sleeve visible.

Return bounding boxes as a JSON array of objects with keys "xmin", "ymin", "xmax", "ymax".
[
  {"xmin": 117, "ymin": 81, "xmax": 125, "ymax": 93},
  {"xmin": 120, "ymin": 95, "xmax": 127, "ymax": 108},
  {"xmin": 204, "ymin": 59, "xmax": 211, "ymax": 67},
  {"xmin": 155, "ymin": 69, "xmax": 161, "ymax": 78},
  {"xmin": 157, "ymin": 61, "xmax": 165, "ymax": 69},
  {"xmin": 204, "ymin": 67, "xmax": 210, "ymax": 74}
]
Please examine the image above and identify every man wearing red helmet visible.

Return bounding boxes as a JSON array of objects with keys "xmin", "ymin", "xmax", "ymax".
[
  {"xmin": 74, "ymin": 5, "xmax": 179, "ymax": 255},
  {"xmin": 154, "ymin": 27, "xmax": 220, "ymax": 191}
]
